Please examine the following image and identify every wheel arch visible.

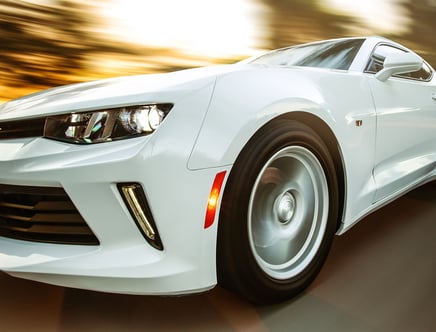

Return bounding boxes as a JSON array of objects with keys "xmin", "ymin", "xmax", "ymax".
[
  {"xmin": 283, "ymin": 112, "xmax": 345, "ymax": 231},
  {"xmin": 226, "ymin": 111, "xmax": 346, "ymax": 232},
  {"xmin": 216, "ymin": 112, "xmax": 344, "ymax": 303}
]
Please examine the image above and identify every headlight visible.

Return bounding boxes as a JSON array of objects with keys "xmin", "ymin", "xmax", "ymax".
[{"xmin": 44, "ymin": 104, "xmax": 173, "ymax": 144}]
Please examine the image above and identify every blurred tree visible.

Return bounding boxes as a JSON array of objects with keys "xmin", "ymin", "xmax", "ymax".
[
  {"xmin": 0, "ymin": 0, "xmax": 128, "ymax": 88},
  {"xmin": 398, "ymin": 0, "xmax": 436, "ymax": 66},
  {"xmin": 1, "ymin": 0, "xmax": 435, "ymax": 103},
  {"xmin": 260, "ymin": 0, "xmax": 357, "ymax": 48},
  {"xmin": 0, "ymin": 0, "xmax": 231, "ymax": 101}
]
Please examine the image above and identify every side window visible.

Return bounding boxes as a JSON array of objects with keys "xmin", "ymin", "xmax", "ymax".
[
  {"xmin": 409, "ymin": 62, "xmax": 432, "ymax": 80},
  {"xmin": 366, "ymin": 45, "xmax": 402, "ymax": 74},
  {"xmin": 365, "ymin": 44, "xmax": 433, "ymax": 81}
]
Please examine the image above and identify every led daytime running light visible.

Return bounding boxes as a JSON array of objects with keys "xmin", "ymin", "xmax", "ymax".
[
  {"xmin": 121, "ymin": 185, "xmax": 156, "ymax": 240},
  {"xmin": 118, "ymin": 183, "xmax": 163, "ymax": 250}
]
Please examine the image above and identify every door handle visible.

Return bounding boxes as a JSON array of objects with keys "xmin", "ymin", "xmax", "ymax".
[{"xmin": 433, "ymin": 93, "xmax": 436, "ymax": 100}]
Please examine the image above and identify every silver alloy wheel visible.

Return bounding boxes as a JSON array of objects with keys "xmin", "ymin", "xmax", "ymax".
[{"xmin": 248, "ymin": 146, "xmax": 329, "ymax": 280}]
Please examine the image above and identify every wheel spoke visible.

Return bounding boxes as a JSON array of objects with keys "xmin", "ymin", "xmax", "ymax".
[{"xmin": 249, "ymin": 146, "xmax": 329, "ymax": 279}]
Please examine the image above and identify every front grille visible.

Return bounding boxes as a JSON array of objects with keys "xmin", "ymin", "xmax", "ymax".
[
  {"xmin": 0, "ymin": 118, "xmax": 46, "ymax": 140},
  {"xmin": 0, "ymin": 184, "xmax": 99, "ymax": 245}
]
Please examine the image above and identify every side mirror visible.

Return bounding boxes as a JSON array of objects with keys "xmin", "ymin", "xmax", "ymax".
[{"xmin": 375, "ymin": 52, "xmax": 423, "ymax": 82}]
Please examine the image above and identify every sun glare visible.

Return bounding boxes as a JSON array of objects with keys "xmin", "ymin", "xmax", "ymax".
[{"xmin": 100, "ymin": 0, "xmax": 263, "ymax": 57}]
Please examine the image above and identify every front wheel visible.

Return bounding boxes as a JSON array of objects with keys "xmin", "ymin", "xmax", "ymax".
[{"xmin": 217, "ymin": 118, "xmax": 339, "ymax": 304}]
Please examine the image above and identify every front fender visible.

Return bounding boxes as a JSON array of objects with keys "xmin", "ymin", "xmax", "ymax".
[
  {"xmin": 188, "ymin": 68, "xmax": 339, "ymax": 170},
  {"xmin": 188, "ymin": 67, "xmax": 378, "ymax": 231}
]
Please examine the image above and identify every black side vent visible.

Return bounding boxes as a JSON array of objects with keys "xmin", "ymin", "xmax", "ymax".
[
  {"xmin": 0, "ymin": 118, "xmax": 46, "ymax": 140},
  {"xmin": 0, "ymin": 184, "xmax": 99, "ymax": 245}
]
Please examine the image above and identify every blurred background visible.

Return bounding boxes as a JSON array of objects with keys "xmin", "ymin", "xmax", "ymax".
[{"xmin": 1, "ymin": 0, "xmax": 435, "ymax": 103}]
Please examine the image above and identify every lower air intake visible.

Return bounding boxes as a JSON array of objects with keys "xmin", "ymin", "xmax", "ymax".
[{"xmin": 0, "ymin": 184, "xmax": 99, "ymax": 245}]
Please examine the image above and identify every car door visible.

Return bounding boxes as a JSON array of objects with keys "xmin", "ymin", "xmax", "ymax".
[{"xmin": 366, "ymin": 44, "xmax": 436, "ymax": 201}]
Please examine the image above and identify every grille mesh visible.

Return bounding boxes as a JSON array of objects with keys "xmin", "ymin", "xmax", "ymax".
[{"xmin": 0, "ymin": 184, "xmax": 99, "ymax": 245}]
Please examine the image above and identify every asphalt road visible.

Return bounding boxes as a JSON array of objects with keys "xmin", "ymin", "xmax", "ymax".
[{"xmin": 1, "ymin": 183, "xmax": 435, "ymax": 332}]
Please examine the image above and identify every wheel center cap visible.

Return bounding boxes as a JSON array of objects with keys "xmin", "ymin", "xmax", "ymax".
[{"xmin": 276, "ymin": 192, "xmax": 296, "ymax": 224}]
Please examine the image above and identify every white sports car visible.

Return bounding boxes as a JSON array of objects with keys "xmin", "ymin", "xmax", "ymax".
[{"xmin": 0, "ymin": 36, "xmax": 435, "ymax": 304}]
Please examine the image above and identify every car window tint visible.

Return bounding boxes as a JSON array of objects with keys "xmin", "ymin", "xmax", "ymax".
[
  {"xmin": 250, "ymin": 39, "xmax": 365, "ymax": 70},
  {"xmin": 409, "ymin": 62, "xmax": 432, "ymax": 80},
  {"xmin": 366, "ymin": 44, "xmax": 433, "ymax": 81}
]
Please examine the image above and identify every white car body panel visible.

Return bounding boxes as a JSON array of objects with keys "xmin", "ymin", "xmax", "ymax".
[
  {"xmin": 0, "ymin": 66, "xmax": 233, "ymax": 121},
  {"xmin": 369, "ymin": 75, "xmax": 436, "ymax": 201},
  {"xmin": 189, "ymin": 67, "xmax": 378, "ymax": 228},
  {"xmin": 0, "ymin": 36, "xmax": 435, "ymax": 295},
  {"xmin": 0, "ymin": 80, "xmax": 227, "ymax": 294}
]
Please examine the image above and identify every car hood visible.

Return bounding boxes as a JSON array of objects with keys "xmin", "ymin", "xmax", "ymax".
[{"xmin": 0, "ymin": 65, "xmax": 240, "ymax": 121}]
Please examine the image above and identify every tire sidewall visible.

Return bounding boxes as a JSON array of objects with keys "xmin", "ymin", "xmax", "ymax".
[{"xmin": 217, "ymin": 117, "xmax": 339, "ymax": 304}]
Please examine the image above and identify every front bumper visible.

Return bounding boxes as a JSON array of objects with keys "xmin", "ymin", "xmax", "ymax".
[
  {"xmin": 0, "ymin": 83, "xmax": 230, "ymax": 295},
  {"xmin": 0, "ymin": 134, "xmax": 229, "ymax": 295}
]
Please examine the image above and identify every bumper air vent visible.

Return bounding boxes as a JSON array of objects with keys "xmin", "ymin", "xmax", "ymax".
[{"xmin": 0, "ymin": 184, "xmax": 99, "ymax": 245}]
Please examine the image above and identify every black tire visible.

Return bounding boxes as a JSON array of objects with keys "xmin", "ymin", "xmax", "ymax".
[{"xmin": 217, "ymin": 117, "xmax": 339, "ymax": 304}]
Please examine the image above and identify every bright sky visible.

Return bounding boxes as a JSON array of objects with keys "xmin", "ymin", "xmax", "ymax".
[
  {"xmin": 99, "ymin": 0, "xmax": 409, "ymax": 58},
  {"xmin": 99, "ymin": 0, "xmax": 266, "ymax": 57},
  {"xmin": 0, "ymin": 0, "xmax": 414, "ymax": 104}
]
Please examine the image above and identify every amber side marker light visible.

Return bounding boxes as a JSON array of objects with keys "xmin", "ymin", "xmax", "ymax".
[
  {"xmin": 204, "ymin": 171, "xmax": 227, "ymax": 229},
  {"xmin": 118, "ymin": 183, "xmax": 163, "ymax": 250}
]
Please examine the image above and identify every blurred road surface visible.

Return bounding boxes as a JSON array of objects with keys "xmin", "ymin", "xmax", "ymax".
[{"xmin": 0, "ymin": 183, "xmax": 435, "ymax": 332}]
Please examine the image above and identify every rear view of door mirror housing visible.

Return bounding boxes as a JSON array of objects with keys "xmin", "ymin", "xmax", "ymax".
[{"xmin": 375, "ymin": 52, "xmax": 423, "ymax": 82}]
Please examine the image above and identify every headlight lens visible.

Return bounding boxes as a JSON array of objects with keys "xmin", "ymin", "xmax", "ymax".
[{"xmin": 44, "ymin": 104, "xmax": 173, "ymax": 144}]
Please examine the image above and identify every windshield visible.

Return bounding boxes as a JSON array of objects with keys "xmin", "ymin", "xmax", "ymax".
[{"xmin": 250, "ymin": 38, "xmax": 365, "ymax": 71}]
